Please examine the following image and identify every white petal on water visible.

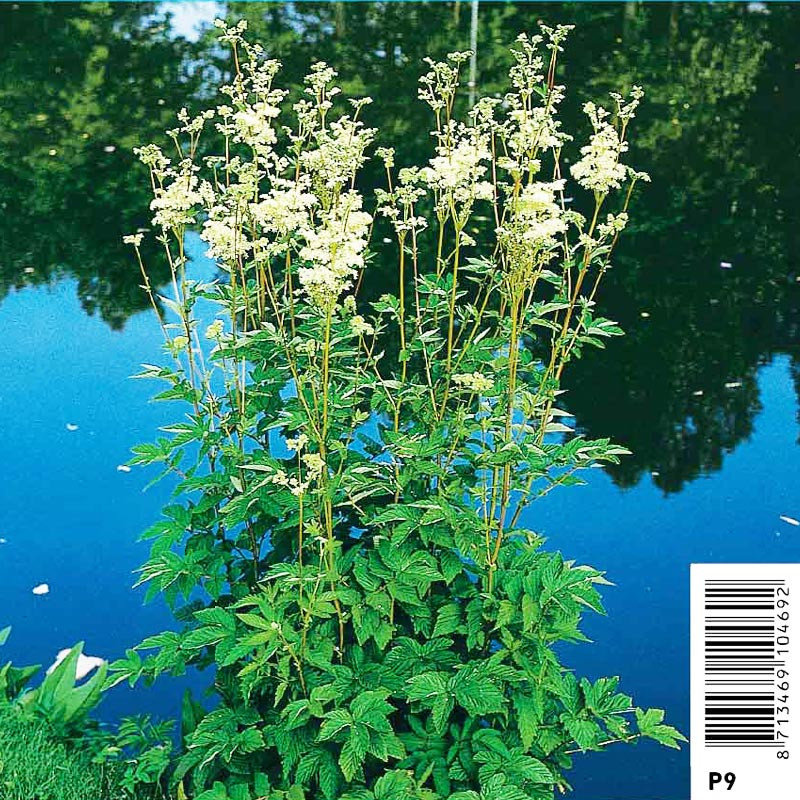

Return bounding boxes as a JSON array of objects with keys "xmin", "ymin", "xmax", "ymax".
[
  {"xmin": 0, "ymin": 538, "xmax": 6, "ymax": 544},
  {"xmin": 725, "ymin": 381, "xmax": 742, "ymax": 389},
  {"xmin": 692, "ymin": 390, "xmax": 704, "ymax": 396},
  {"xmin": 24, "ymin": 266, "xmax": 35, "ymax": 274},
  {"xmin": 47, "ymin": 648, "xmax": 106, "ymax": 681},
  {"xmin": 640, "ymin": 311, "xmax": 650, "ymax": 318},
  {"xmin": 103, "ymin": 145, "xmax": 116, "ymax": 153},
  {"xmin": 32, "ymin": 583, "xmax": 50, "ymax": 596},
  {"xmin": 66, "ymin": 423, "xmax": 79, "ymax": 431},
  {"xmin": 779, "ymin": 515, "xmax": 800, "ymax": 527},
  {"xmin": 720, "ymin": 261, "xmax": 733, "ymax": 269},
  {"xmin": 116, "ymin": 464, "xmax": 132, "ymax": 473}
]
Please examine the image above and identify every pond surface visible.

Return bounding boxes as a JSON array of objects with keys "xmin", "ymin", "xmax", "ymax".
[{"xmin": 1, "ymin": 3, "xmax": 800, "ymax": 799}]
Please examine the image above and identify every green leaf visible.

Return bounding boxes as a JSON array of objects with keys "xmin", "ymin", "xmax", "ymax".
[
  {"xmin": 319, "ymin": 709, "xmax": 353, "ymax": 741},
  {"xmin": 339, "ymin": 725, "xmax": 369, "ymax": 781},
  {"xmin": 635, "ymin": 707, "xmax": 687, "ymax": 749},
  {"xmin": 405, "ymin": 671, "xmax": 448, "ymax": 704}
]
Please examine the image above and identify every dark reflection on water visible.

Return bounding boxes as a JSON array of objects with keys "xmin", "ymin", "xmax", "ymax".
[
  {"xmin": 0, "ymin": 1, "xmax": 199, "ymax": 327},
  {"xmin": 2, "ymin": 1, "xmax": 798, "ymax": 486},
  {"xmin": 1, "ymin": 3, "xmax": 799, "ymax": 800}
]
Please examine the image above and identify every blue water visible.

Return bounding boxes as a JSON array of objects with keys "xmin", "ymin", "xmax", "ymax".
[
  {"xmin": 0, "ymin": 273, "xmax": 184, "ymax": 718},
  {"xmin": 2, "ymin": 3, "xmax": 799, "ymax": 798},
  {"xmin": 532, "ymin": 357, "xmax": 800, "ymax": 798},
  {"xmin": 1, "ymin": 251, "xmax": 798, "ymax": 798}
]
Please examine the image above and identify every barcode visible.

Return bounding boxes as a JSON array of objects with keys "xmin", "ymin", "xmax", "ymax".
[
  {"xmin": 691, "ymin": 564, "xmax": 798, "ymax": 797},
  {"xmin": 703, "ymin": 580, "xmax": 783, "ymax": 747}
]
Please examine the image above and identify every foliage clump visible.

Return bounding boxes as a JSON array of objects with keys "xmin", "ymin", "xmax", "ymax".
[
  {"xmin": 0, "ymin": 707, "xmax": 121, "ymax": 800},
  {"xmin": 115, "ymin": 19, "xmax": 683, "ymax": 800}
]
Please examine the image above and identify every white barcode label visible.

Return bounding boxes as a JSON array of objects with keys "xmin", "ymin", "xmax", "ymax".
[{"xmin": 691, "ymin": 564, "xmax": 799, "ymax": 797}]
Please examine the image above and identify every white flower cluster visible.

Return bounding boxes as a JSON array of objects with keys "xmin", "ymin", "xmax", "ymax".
[
  {"xmin": 497, "ymin": 30, "xmax": 571, "ymax": 179},
  {"xmin": 570, "ymin": 102, "xmax": 628, "ymax": 194},
  {"xmin": 249, "ymin": 178, "xmax": 318, "ymax": 258},
  {"xmin": 376, "ymin": 171, "xmax": 429, "ymax": 238},
  {"xmin": 498, "ymin": 180, "xmax": 568, "ymax": 285},
  {"xmin": 202, "ymin": 211, "xmax": 246, "ymax": 264},
  {"xmin": 418, "ymin": 52, "xmax": 471, "ymax": 114},
  {"xmin": 134, "ymin": 143, "xmax": 170, "ymax": 178},
  {"xmin": 123, "ymin": 233, "xmax": 144, "ymax": 248},
  {"xmin": 350, "ymin": 315, "xmax": 375, "ymax": 337},
  {"xmin": 297, "ymin": 192, "xmax": 373, "ymax": 310},
  {"xmin": 205, "ymin": 320, "xmax": 224, "ymax": 340},
  {"xmin": 597, "ymin": 212, "xmax": 629, "ymax": 239},
  {"xmin": 420, "ymin": 126, "xmax": 493, "ymax": 211},
  {"xmin": 150, "ymin": 170, "xmax": 204, "ymax": 231},
  {"xmin": 301, "ymin": 116, "xmax": 376, "ymax": 194},
  {"xmin": 269, "ymin": 451, "xmax": 326, "ymax": 497},
  {"xmin": 134, "ymin": 18, "xmax": 648, "ymax": 342},
  {"xmin": 512, "ymin": 180, "xmax": 568, "ymax": 244},
  {"xmin": 453, "ymin": 372, "xmax": 494, "ymax": 393}
]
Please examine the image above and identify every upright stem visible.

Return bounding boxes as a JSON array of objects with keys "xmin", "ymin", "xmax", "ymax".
[
  {"xmin": 488, "ymin": 292, "xmax": 521, "ymax": 592},
  {"xmin": 319, "ymin": 307, "xmax": 345, "ymax": 656},
  {"xmin": 438, "ymin": 230, "xmax": 462, "ymax": 418}
]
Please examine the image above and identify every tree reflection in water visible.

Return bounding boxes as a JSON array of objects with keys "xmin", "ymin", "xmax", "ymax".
[{"xmin": 1, "ymin": 1, "xmax": 797, "ymax": 490}]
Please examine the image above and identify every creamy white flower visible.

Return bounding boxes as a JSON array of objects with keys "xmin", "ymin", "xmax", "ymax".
[
  {"xmin": 301, "ymin": 453, "xmax": 325, "ymax": 480},
  {"xmin": 201, "ymin": 216, "xmax": 246, "ymax": 264},
  {"xmin": 297, "ymin": 192, "xmax": 372, "ymax": 309},
  {"xmin": 453, "ymin": 372, "xmax": 494, "ymax": 393},
  {"xmin": 498, "ymin": 180, "xmax": 568, "ymax": 286},
  {"xmin": 301, "ymin": 117, "xmax": 376, "ymax": 192},
  {"xmin": 250, "ymin": 183, "xmax": 317, "ymax": 239},
  {"xmin": 135, "ymin": 143, "xmax": 170, "ymax": 177},
  {"xmin": 570, "ymin": 102, "xmax": 628, "ymax": 194},
  {"xmin": 286, "ymin": 433, "xmax": 309, "ymax": 452},
  {"xmin": 205, "ymin": 320, "xmax": 224, "ymax": 339},
  {"xmin": 597, "ymin": 212, "xmax": 629, "ymax": 239},
  {"xmin": 350, "ymin": 315, "xmax": 374, "ymax": 337},
  {"xmin": 232, "ymin": 100, "xmax": 281, "ymax": 154},
  {"xmin": 150, "ymin": 173, "xmax": 203, "ymax": 231}
]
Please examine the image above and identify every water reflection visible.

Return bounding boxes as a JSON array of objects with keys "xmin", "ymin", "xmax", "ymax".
[
  {"xmin": 1, "ymin": 0, "xmax": 797, "ymax": 489},
  {"xmin": 0, "ymin": 2, "xmax": 199, "ymax": 328}
]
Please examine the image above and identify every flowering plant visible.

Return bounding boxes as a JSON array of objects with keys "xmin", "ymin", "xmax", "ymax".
[{"xmin": 114, "ymin": 20, "xmax": 682, "ymax": 800}]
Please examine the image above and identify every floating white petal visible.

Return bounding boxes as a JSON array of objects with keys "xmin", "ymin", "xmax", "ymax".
[
  {"xmin": 47, "ymin": 648, "xmax": 106, "ymax": 681},
  {"xmin": 725, "ymin": 381, "xmax": 742, "ymax": 389},
  {"xmin": 779, "ymin": 515, "xmax": 799, "ymax": 527},
  {"xmin": 116, "ymin": 464, "xmax": 132, "ymax": 473},
  {"xmin": 720, "ymin": 261, "xmax": 733, "ymax": 269},
  {"xmin": 32, "ymin": 583, "xmax": 50, "ymax": 595},
  {"xmin": 66, "ymin": 423, "xmax": 79, "ymax": 432}
]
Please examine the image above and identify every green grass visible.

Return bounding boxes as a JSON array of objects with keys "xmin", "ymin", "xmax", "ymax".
[{"xmin": 0, "ymin": 707, "xmax": 126, "ymax": 800}]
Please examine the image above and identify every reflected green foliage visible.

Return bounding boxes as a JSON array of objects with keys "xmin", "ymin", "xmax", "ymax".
[
  {"xmin": 228, "ymin": 1, "xmax": 800, "ymax": 492},
  {"xmin": 1, "ymin": 1, "xmax": 798, "ymax": 488},
  {"xmin": 0, "ymin": 1, "xmax": 199, "ymax": 328},
  {"xmin": 556, "ymin": 2, "xmax": 800, "ymax": 492}
]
